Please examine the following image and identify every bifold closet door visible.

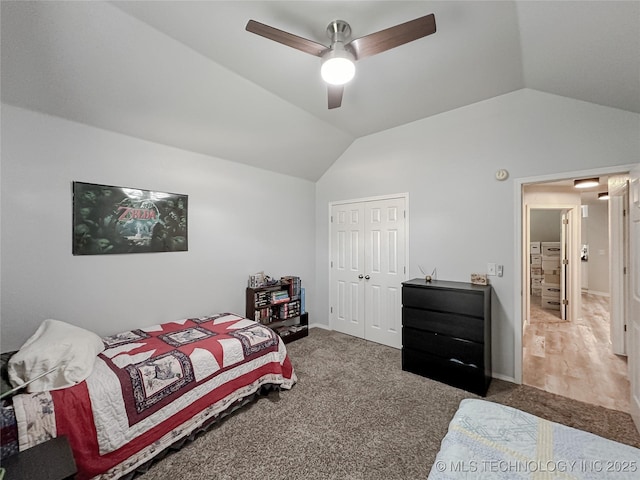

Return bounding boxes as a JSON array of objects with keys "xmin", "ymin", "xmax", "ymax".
[{"xmin": 330, "ymin": 197, "xmax": 406, "ymax": 348}]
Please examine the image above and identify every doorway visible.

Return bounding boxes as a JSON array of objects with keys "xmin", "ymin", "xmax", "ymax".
[
  {"xmin": 523, "ymin": 196, "xmax": 580, "ymax": 327},
  {"xmin": 515, "ymin": 166, "xmax": 636, "ymax": 412},
  {"xmin": 527, "ymin": 208, "xmax": 571, "ymax": 322}
]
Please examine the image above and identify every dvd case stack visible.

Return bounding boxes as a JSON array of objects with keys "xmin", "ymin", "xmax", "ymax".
[
  {"xmin": 279, "ymin": 299, "xmax": 301, "ymax": 319},
  {"xmin": 281, "ymin": 276, "xmax": 301, "ymax": 300}
]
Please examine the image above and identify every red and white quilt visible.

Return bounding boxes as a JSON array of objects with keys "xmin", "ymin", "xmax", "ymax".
[{"xmin": 12, "ymin": 314, "xmax": 297, "ymax": 479}]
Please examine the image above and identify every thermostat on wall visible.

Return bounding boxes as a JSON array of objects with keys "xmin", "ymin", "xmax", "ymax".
[{"xmin": 495, "ymin": 169, "xmax": 509, "ymax": 181}]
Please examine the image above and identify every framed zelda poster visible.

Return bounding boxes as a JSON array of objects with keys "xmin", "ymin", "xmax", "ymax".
[{"xmin": 72, "ymin": 182, "xmax": 188, "ymax": 255}]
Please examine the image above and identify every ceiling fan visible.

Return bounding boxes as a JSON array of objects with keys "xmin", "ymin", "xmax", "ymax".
[{"xmin": 245, "ymin": 14, "xmax": 436, "ymax": 109}]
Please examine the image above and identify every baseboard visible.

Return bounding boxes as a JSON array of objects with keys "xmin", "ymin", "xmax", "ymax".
[
  {"xmin": 492, "ymin": 372, "xmax": 517, "ymax": 384},
  {"xmin": 309, "ymin": 323, "xmax": 331, "ymax": 331},
  {"xmin": 584, "ymin": 290, "xmax": 610, "ymax": 297}
]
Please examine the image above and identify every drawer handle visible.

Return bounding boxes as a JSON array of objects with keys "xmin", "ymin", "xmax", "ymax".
[{"xmin": 450, "ymin": 358, "xmax": 478, "ymax": 368}]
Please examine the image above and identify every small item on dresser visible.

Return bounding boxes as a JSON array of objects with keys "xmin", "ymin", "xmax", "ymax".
[
  {"xmin": 418, "ymin": 265, "xmax": 436, "ymax": 282},
  {"xmin": 470, "ymin": 273, "xmax": 488, "ymax": 285}
]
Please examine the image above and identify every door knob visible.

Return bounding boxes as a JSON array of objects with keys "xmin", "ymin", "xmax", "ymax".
[
  {"xmin": 365, "ymin": 275, "xmax": 370, "ymax": 280},
  {"xmin": 358, "ymin": 274, "xmax": 364, "ymax": 279}
]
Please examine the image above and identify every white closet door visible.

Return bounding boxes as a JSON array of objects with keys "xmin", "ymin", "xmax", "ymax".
[
  {"xmin": 364, "ymin": 198, "xmax": 405, "ymax": 348},
  {"xmin": 330, "ymin": 196, "xmax": 406, "ymax": 349},
  {"xmin": 330, "ymin": 203, "xmax": 365, "ymax": 339},
  {"xmin": 560, "ymin": 210, "xmax": 569, "ymax": 321}
]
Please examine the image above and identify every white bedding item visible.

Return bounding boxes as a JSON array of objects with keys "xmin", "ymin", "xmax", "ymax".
[
  {"xmin": 429, "ymin": 399, "xmax": 640, "ymax": 479},
  {"xmin": 8, "ymin": 319, "xmax": 105, "ymax": 392}
]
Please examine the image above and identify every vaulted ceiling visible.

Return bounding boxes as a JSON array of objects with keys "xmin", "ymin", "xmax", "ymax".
[{"xmin": 2, "ymin": 1, "xmax": 638, "ymax": 181}]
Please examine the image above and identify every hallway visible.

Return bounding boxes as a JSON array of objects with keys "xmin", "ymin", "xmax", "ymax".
[{"xmin": 523, "ymin": 292, "xmax": 630, "ymax": 412}]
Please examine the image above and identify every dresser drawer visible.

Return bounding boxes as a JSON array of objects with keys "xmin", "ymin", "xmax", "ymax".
[
  {"xmin": 402, "ymin": 307, "xmax": 484, "ymax": 343},
  {"xmin": 403, "ymin": 327, "xmax": 484, "ymax": 367},
  {"xmin": 402, "ymin": 348, "xmax": 489, "ymax": 396},
  {"xmin": 402, "ymin": 286, "xmax": 484, "ymax": 317}
]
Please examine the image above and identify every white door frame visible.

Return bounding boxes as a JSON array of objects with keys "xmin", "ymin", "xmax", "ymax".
[
  {"xmin": 328, "ymin": 192, "xmax": 410, "ymax": 330},
  {"xmin": 609, "ymin": 179, "xmax": 629, "ymax": 355},
  {"xmin": 514, "ymin": 165, "xmax": 637, "ymax": 384},
  {"xmin": 628, "ymin": 163, "xmax": 640, "ymax": 431}
]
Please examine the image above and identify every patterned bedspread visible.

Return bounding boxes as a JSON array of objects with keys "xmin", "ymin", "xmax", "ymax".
[
  {"xmin": 12, "ymin": 314, "xmax": 296, "ymax": 479},
  {"xmin": 428, "ymin": 399, "xmax": 640, "ymax": 479}
]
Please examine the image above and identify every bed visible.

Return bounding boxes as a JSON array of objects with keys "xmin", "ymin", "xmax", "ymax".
[
  {"xmin": 1, "ymin": 313, "xmax": 297, "ymax": 479},
  {"xmin": 429, "ymin": 399, "xmax": 640, "ymax": 479}
]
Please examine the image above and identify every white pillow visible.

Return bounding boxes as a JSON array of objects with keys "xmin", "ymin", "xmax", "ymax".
[{"xmin": 8, "ymin": 319, "xmax": 105, "ymax": 393}]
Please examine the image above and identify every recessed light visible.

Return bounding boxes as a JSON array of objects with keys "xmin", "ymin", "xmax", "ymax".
[
  {"xmin": 598, "ymin": 192, "xmax": 609, "ymax": 200},
  {"xmin": 574, "ymin": 178, "xmax": 599, "ymax": 189}
]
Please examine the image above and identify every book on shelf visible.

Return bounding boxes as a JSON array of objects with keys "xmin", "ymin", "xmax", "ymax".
[
  {"xmin": 275, "ymin": 326, "xmax": 291, "ymax": 337},
  {"xmin": 281, "ymin": 276, "xmax": 301, "ymax": 298},
  {"xmin": 274, "ymin": 324, "xmax": 307, "ymax": 337},
  {"xmin": 278, "ymin": 300, "xmax": 300, "ymax": 319},
  {"xmin": 270, "ymin": 298, "xmax": 290, "ymax": 305},
  {"xmin": 254, "ymin": 307, "xmax": 272, "ymax": 324},
  {"xmin": 270, "ymin": 291, "xmax": 290, "ymax": 304}
]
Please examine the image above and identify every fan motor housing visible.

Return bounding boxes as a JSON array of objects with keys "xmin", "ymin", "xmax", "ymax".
[{"xmin": 326, "ymin": 20, "xmax": 351, "ymax": 43}]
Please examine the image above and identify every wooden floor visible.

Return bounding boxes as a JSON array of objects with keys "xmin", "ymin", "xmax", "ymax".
[{"xmin": 523, "ymin": 292, "xmax": 630, "ymax": 412}]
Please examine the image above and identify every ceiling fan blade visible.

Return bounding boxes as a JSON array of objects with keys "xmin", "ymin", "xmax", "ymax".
[
  {"xmin": 328, "ymin": 85, "xmax": 344, "ymax": 109},
  {"xmin": 246, "ymin": 20, "xmax": 328, "ymax": 57},
  {"xmin": 347, "ymin": 14, "xmax": 436, "ymax": 60}
]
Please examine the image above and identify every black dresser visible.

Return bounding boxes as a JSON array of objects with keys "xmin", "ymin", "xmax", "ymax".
[{"xmin": 401, "ymin": 279, "xmax": 492, "ymax": 396}]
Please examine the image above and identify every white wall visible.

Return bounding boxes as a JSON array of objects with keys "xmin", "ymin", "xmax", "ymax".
[
  {"xmin": 530, "ymin": 209, "xmax": 561, "ymax": 242},
  {"xmin": 0, "ymin": 105, "xmax": 316, "ymax": 351},
  {"xmin": 315, "ymin": 89, "xmax": 640, "ymax": 381},
  {"xmin": 3, "ymin": 89, "xmax": 638, "ymax": 379}
]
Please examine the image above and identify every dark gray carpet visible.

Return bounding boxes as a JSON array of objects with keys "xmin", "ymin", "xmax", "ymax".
[{"xmin": 137, "ymin": 328, "xmax": 640, "ymax": 480}]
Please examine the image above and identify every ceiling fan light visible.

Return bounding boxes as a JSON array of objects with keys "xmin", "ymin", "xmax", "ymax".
[
  {"xmin": 598, "ymin": 192, "xmax": 609, "ymax": 200},
  {"xmin": 574, "ymin": 178, "xmax": 599, "ymax": 189},
  {"xmin": 321, "ymin": 47, "xmax": 355, "ymax": 85}
]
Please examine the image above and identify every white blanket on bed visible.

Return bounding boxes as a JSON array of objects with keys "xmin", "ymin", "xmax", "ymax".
[{"xmin": 429, "ymin": 399, "xmax": 640, "ymax": 479}]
